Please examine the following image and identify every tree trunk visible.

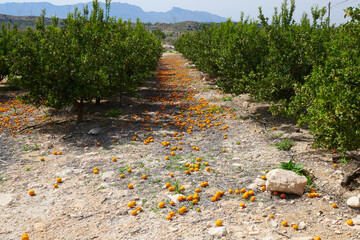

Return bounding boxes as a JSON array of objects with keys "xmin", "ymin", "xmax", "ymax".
[{"xmin": 74, "ymin": 99, "xmax": 84, "ymax": 124}]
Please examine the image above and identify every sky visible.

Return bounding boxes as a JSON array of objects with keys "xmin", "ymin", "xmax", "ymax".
[{"xmin": 0, "ymin": 0, "xmax": 359, "ymax": 24}]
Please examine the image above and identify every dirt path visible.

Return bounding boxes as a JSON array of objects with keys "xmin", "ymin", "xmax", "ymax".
[{"xmin": 0, "ymin": 53, "xmax": 359, "ymax": 240}]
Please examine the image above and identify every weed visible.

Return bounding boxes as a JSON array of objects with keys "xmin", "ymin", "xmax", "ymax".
[
  {"xmin": 31, "ymin": 144, "xmax": 40, "ymax": 151},
  {"xmin": 105, "ymin": 108, "xmax": 122, "ymax": 117},
  {"xmin": 25, "ymin": 167, "xmax": 31, "ymax": 171},
  {"xmin": 271, "ymin": 139, "xmax": 294, "ymax": 150},
  {"xmin": 22, "ymin": 145, "xmax": 29, "ymax": 151},
  {"xmin": 222, "ymin": 96, "xmax": 232, "ymax": 101}
]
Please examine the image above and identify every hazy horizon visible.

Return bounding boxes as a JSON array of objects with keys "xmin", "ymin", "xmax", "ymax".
[{"xmin": 0, "ymin": 0, "xmax": 358, "ymax": 24}]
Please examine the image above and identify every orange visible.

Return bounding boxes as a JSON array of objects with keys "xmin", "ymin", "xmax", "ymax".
[
  {"xmin": 166, "ymin": 215, "xmax": 172, "ymax": 220},
  {"xmin": 168, "ymin": 187, "xmax": 175, "ymax": 191},
  {"xmin": 170, "ymin": 201, "xmax": 175, "ymax": 206},
  {"xmin": 240, "ymin": 203, "xmax": 245, "ymax": 208},
  {"xmin": 165, "ymin": 156, "xmax": 169, "ymax": 160},
  {"xmin": 192, "ymin": 199, "xmax": 198, "ymax": 204},
  {"xmin": 40, "ymin": 157, "xmax": 45, "ymax": 161},
  {"xmin": 169, "ymin": 211, "xmax": 175, "ymax": 217},
  {"xmin": 96, "ymin": 142, "xmax": 101, "ymax": 146},
  {"xmin": 206, "ymin": 167, "xmax": 210, "ymax": 172},
  {"xmin": 222, "ymin": 149, "xmax": 226, "ymax": 152},
  {"xmin": 347, "ymin": 219, "xmax": 354, "ymax": 226},
  {"xmin": 185, "ymin": 170, "xmax": 190, "ymax": 175},
  {"xmin": 128, "ymin": 184, "xmax": 134, "ymax": 189},
  {"xmin": 269, "ymin": 214, "xmax": 274, "ymax": 218},
  {"xmin": 166, "ymin": 183, "xmax": 171, "ymax": 188},
  {"xmin": 331, "ymin": 203, "xmax": 338, "ymax": 208},
  {"xmin": 131, "ymin": 210, "xmax": 137, "ymax": 216},
  {"xmin": 250, "ymin": 196, "xmax": 255, "ymax": 202},
  {"xmin": 193, "ymin": 193, "xmax": 199, "ymax": 199},
  {"xmin": 211, "ymin": 197, "xmax": 216, "ymax": 202},
  {"xmin": 314, "ymin": 237, "xmax": 321, "ymax": 240},
  {"xmin": 261, "ymin": 186, "xmax": 266, "ymax": 192},
  {"xmin": 280, "ymin": 193, "xmax": 286, "ymax": 199},
  {"xmin": 127, "ymin": 169, "xmax": 132, "ymax": 173},
  {"xmin": 53, "ymin": 151, "xmax": 57, "ymax": 155},
  {"xmin": 181, "ymin": 206, "xmax": 187, "ymax": 212},
  {"xmin": 240, "ymin": 188, "xmax": 246, "ymax": 193},
  {"xmin": 204, "ymin": 162, "xmax": 209, "ymax": 166},
  {"xmin": 142, "ymin": 175, "xmax": 147, "ymax": 180},
  {"xmin": 120, "ymin": 174, "xmax": 125, "ymax": 178},
  {"xmin": 112, "ymin": 157, "xmax": 117, "ymax": 162},
  {"xmin": 169, "ymin": 173, "xmax": 174, "ymax": 177},
  {"xmin": 228, "ymin": 189, "xmax": 233, "ymax": 194},
  {"xmin": 158, "ymin": 202, "xmax": 165, "ymax": 208},
  {"xmin": 216, "ymin": 220, "xmax": 223, "ymax": 226},
  {"xmin": 292, "ymin": 224, "xmax": 298, "ymax": 230},
  {"xmin": 282, "ymin": 221, "xmax": 288, "ymax": 227},
  {"xmin": 261, "ymin": 176, "xmax": 266, "ymax": 180},
  {"xmin": 170, "ymin": 152, "xmax": 175, "ymax": 156},
  {"xmin": 57, "ymin": 151, "xmax": 62, "ymax": 155},
  {"xmin": 21, "ymin": 233, "xmax": 29, "ymax": 240},
  {"xmin": 196, "ymin": 157, "xmax": 201, "ymax": 162},
  {"xmin": 242, "ymin": 192, "xmax": 249, "ymax": 199},
  {"xmin": 187, "ymin": 195, "xmax": 193, "ymax": 201},
  {"xmin": 127, "ymin": 202, "xmax": 135, "ymax": 208},
  {"xmin": 195, "ymin": 188, "xmax": 201, "ymax": 193},
  {"xmin": 53, "ymin": 184, "xmax": 58, "ymax": 188},
  {"xmin": 248, "ymin": 190, "xmax": 254, "ymax": 196},
  {"xmin": 56, "ymin": 178, "xmax": 62, "ymax": 183},
  {"xmin": 197, "ymin": 208, "xmax": 201, "ymax": 212},
  {"xmin": 177, "ymin": 196, "xmax": 183, "ymax": 202},
  {"xmin": 178, "ymin": 208, "xmax": 184, "ymax": 215},
  {"xmin": 235, "ymin": 189, "xmax": 240, "ymax": 194},
  {"xmin": 333, "ymin": 163, "xmax": 338, "ymax": 167},
  {"xmin": 94, "ymin": 169, "xmax": 99, "ymax": 174},
  {"xmin": 179, "ymin": 186, "xmax": 185, "ymax": 191},
  {"xmin": 28, "ymin": 190, "xmax": 35, "ymax": 196},
  {"xmin": 273, "ymin": 191, "xmax": 278, "ymax": 195}
]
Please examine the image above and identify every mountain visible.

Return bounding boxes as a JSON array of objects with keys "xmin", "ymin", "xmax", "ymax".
[{"xmin": 0, "ymin": 2, "xmax": 227, "ymax": 23}]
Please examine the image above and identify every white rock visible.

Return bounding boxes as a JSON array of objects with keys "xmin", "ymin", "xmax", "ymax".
[
  {"xmin": 167, "ymin": 194, "xmax": 185, "ymax": 204},
  {"xmin": 208, "ymin": 227, "xmax": 227, "ymax": 237},
  {"xmin": 242, "ymin": 102, "xmax": 250, "ymax": 108},
  {"xmin": 352, "ymin": 215, "xmax": 360, "ymax": 225},
  {"xmin": 0, "ymin": 193, "xmax": 13, "ymax": 206},
  {"xmin": 298, "ymin": 221, "xmax": 306, "ymax": 230},
  {"xmin": 346, "ymin": 196, "xmax": 360, "ymax": 208},
  {"xmin": 291, "ymin": 237, "xmax": 313, "ymax": 240},
  {"xmin": 247, "ymin": 178, "xmax": 266, "ymax": 189},
  {"xmin": 265, "ymin": 169, "xmax": 308, "ymax": 195},
  {"xmin": 101, "ymin": 171, "xmax": 114, "ymax": 181},
  {"xmin": 88, "ymin": 128, "xmax": 101, "ymax": 135}
]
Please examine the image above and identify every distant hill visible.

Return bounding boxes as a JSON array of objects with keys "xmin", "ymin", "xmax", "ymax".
[{"xmin": 0, "ymin": 2, "xmax": 227, "ymax": 23}]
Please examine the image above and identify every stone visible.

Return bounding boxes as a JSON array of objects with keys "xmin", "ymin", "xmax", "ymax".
[
  {"xmin": 88, "ymin": 128, "xmax": 101, "ymax": 135},
  {"xmin": 208, "ymin": 227, "xmax": 227, "ymax": 237},
  {"xmin": 247, "ymin": 178, "xmax": 266, "ymax": 189},
  {"xmin": 291, "ymin": 237, "xmax": 313, "ymax": 240},
  {"xmin": 298, "ymin": 221, "xmax": 306, "ymax": 230},
  {"xmin": 33, "ymin": 222, "xmax": 47, "ymax": 231},
  {"xmin": 346, "ymin": 196, "xmax": 360, "ymax": 208},
  {"xmin": 167, "ymin": 194, "xmax": 185, "ymax": 204},
  {"xmin": 352, "ymin": 215, "xmax": 360, "ymax": 225},
  {"xmin": 101, "ymin": 171, "xmax": 114, "ymax": 181},
  {"xmin": 0, "ymin": 193, "xmax": 13, "ymax": 206},
  {"xmin": 242, "ymin": 102, "xmax": 250, "ymax": 108},
  {"xmin": 265, "ymin": 169, "xmax": 308, "ymax": 195}
]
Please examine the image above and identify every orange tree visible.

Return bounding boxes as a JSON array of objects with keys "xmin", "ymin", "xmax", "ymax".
[
  {"xmin": 0, "ymin": 23, "xmax": 19, "ymax": 78},
  {"xmin": 9, "ymin": 0, "xmax": 162, "ymax": 123}
]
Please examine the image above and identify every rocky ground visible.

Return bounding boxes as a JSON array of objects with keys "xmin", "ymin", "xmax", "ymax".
[{"xmin": 0, "ymin": 53, "xmax": 360, "ymax": 240}]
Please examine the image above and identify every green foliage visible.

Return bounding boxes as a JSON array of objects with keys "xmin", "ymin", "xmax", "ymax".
[
  {"xmin": 0, "ymin": 23, "xmax": 19, "ymax": 78},
  {"xmin": 175, "ymin": 0, "xmax": 360, "ymax": 154},
  {"xmin": 105, "ymin": 108, "xmax": 122, "ymax": 117},
  {"xmin": 9, "ymin": 0, "xmax": 162, "ymax": 123},
  {"xmin": 279, "ymin": 159, "xmax": 303, "ymax": 174},
  {"xmin": 271, "ymin": 139, "xmax": 294, "ymax": 150}
]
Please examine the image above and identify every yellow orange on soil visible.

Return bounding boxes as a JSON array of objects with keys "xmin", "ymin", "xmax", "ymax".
[
  {"xmin": 21, "ymin": 233, "xmax": 30, "ymax": 240},
  {"xmin": 216, "ymin": 220, "xmax": 223, "ymax": 226},
  {"xmin": 28, "ymin": 190, "xmax": 35, "ymax": 196}
]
